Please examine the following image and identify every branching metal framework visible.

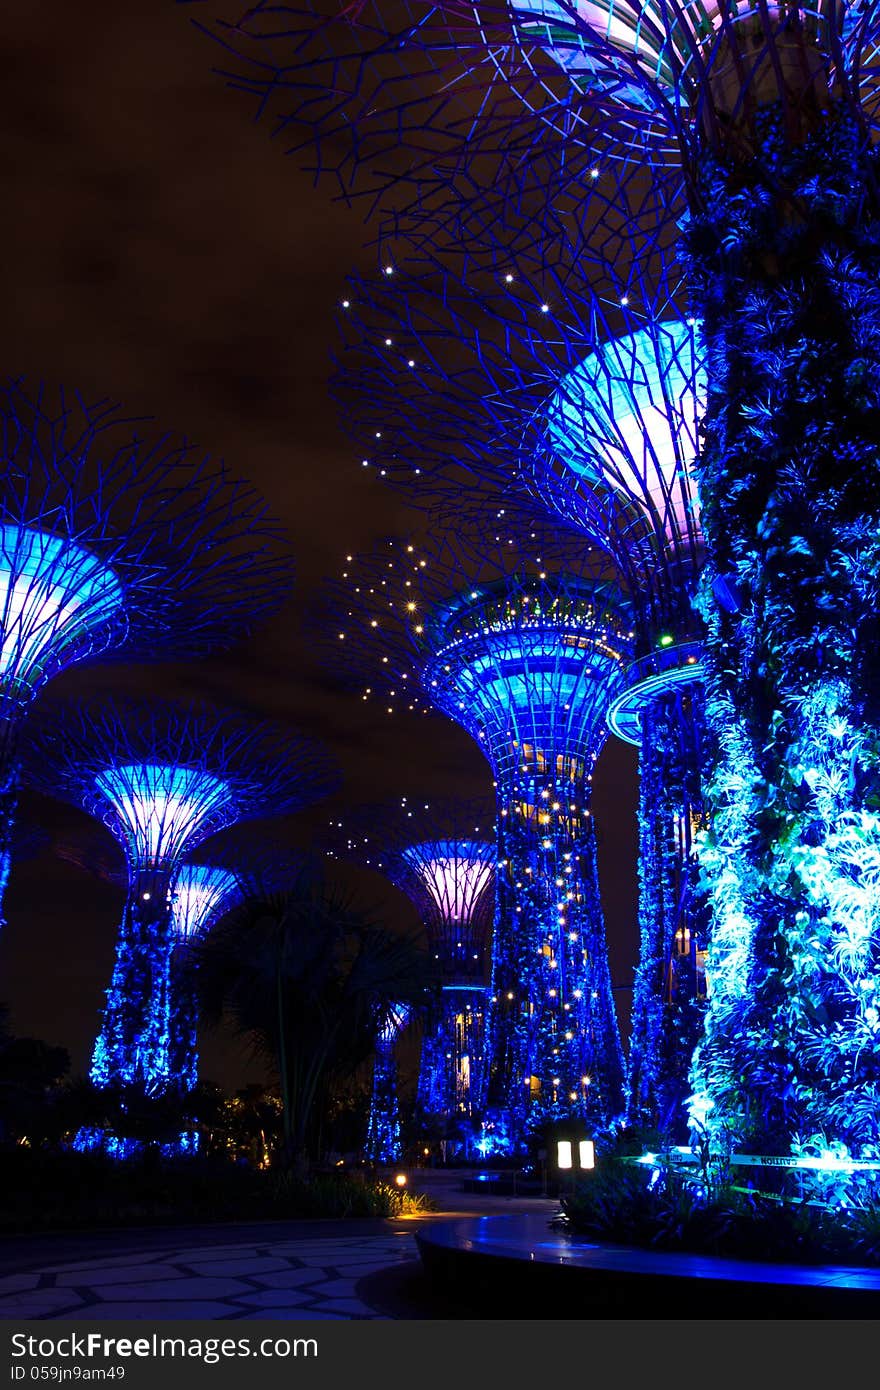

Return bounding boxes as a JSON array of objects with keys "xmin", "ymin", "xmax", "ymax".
[
  {"xmin": 183, "ymin": 0, "xmax": 880, "ymax": 181},
  {"xmin": 490, "ymin": 0, "xmax": 880, "ymax": 1181},
  {"xmin": 182, "ymin": 0, "xmax": 653, "ymax": 209},
  {"xmin": 187, "ymin": 0, "xmax": 880, "ymax": 1176},
  {"xmin": 51, "ymin": 831, "xmax": 305, "ymax": 1106},
  {"xmin": 24, "ymin": 697, "xmax": 337, "ymax": 1108},
  {"xmin": 326, "ymin": 795, "xmax": 495, "ymax": 1122},
  {"xmin": 0, "ymin": 377, "xmax": 294, "ymax": 928},
  {"xmin": 323, "ymin": 524, "xmax": 631, "ymax": 1146},
  {"xmin": 334, "ymin": 237, "xmax": 702, "ymax": 649}
]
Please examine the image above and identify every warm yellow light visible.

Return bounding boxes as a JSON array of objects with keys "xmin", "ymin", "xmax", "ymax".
[
  {"xmin": 579, "ymin": 1140, "xmax": 596, "ymax": 1171},
  {"xmin": 557, "ymin": 1140, "xmax": 573, "ymax": 1170},
  {"xmin": 394, "ymin": 1173, "xmax": 408, "ymax": 1187}
]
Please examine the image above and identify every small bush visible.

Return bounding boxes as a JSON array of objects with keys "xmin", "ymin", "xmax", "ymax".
[
  {"xmin": 560, "ymin": 1159, "xmax": 880, "ymax": 1267},
  {"xmin": 266, "ymin": 1172, "xmax": 435, "ymax": 1218},
  {"xmin": 0, "ymin": 1147, "xmax": 435, "ymax": 1233}
]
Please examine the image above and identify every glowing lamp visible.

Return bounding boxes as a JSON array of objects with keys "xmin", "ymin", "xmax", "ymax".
[
  {"xmin": 579, "ymin": 1140, "xmax": 596, "ymax": 1170},
  {"xmin": 557, "ymin": 1139, "xmax": 573, "ymax": 1169},
  {"xmin": 0, "ymin": 525, "xmax": 123, "ymax": 692},
  {"xmin": 394, "ymin": 1172, "xmax": 408, "ymax": 1187},
  {"xmin": 545, "ymin": 323, "xmax": 705, "ymax": 547}
]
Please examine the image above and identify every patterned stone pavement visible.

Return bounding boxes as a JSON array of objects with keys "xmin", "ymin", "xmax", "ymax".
[
  {"xmin": 0, "ymin": 1173, "xmax": 560, "ymax": 1321},
  {"xmin": 0, "ymin": 1230, "xmax": 422, "ymax": 1320}
]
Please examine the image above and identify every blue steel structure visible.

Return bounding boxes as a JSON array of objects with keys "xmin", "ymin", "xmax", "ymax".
[
  {"xmin": 366, "ymin": 1000, "xmax": 413, "ymax": 1164},
  {"xmin": 497, "ymin": 0, "xmax": 880, "ymax": 1184},
  {"xmin": 168, "ymin": 864, "xmax": 246, "ymax": 1095},
  {"xmin": 187, "ymin": 0, "xmax": 880, "ymax": 1189},
  {"xmin": 54, "ymin": 831, "xmax": 307, "ymax": 1101},
  {"xmin": 25, "ymin": 697, "xmax": 337, "ymax": 1122},
  {"xmin": 325, "ymin": 524, "xmax": 632, "ymax": 1150},
  {"xmin": 0, "ymin": 376, "xmax": 293, "ymax": 929},
  {"xmin": 332, "ymin": 242, "xmax": 709, "ymax": 1136},
  {"xmin": 326, "ymin": 796, "xmax": 495, "ymax": 1131},
  {"xmin": 167, "ymin": 840, "xmax": 312, "ymax": 1098}
]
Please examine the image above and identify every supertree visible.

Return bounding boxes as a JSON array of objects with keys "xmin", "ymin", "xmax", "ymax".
[
  {"xmin": 495, "ymin": 0, "xmax": 880, "ymax": 1182},
  {"xmin": 167, "ymin": 863, "xmax": 248, "ymax": 1096},
  {"xmin": 324, "ymin": 521, "xmax": 632, "ymax": 1150},
  {"xmin": 168, "ymin": 840, "xmax": 311, "ymax": 1096},
  {"xmin": 326, "ymin": 796, "xmax": 495, "ymax": 1126},
  {"xmin": 188, "ymin": 0, "xmax": 880, "ymax": 1183},
  {"xmin": 53, "ymin": 829, "xmax": 307, "ymax": 1098},
  {"xmin": 366, "ymin": 1000, "xmax": 413, "ymax": 1164},
  {"xmin": 331, "ymin": 231, "xmax": 709, "ymax": 1135},
  {"xmin": 24, "ymin": 697, "xmax": 337, "ymax": 1128},
  {"xmin": 0, "ymin": 376, "xmax": 293, "ymax": 928}
]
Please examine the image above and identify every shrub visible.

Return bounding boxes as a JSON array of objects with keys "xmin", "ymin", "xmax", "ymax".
[
  {"xmin": 559, "ymin": 1158, "xmax": 880, "ymax": 1266},
  {"xmin": 0, "ymin": 1148, "xmax": 435, "ymax": 1233}
]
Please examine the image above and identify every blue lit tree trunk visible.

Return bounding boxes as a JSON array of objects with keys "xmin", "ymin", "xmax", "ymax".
[
  {"xmin": 683, "ymin": 107, "xmax": 880, "ymax": 1172},
  {"xmin": 416, "ymin": 989, "xmax": 486, "ymax": 1121},
  {"xmin": 486, "ymin": 789, "xmax": 624, "ymax": 1147},
  {"xmin": 366, "ymin": 1036, "xmax": 402, "ymax": 1164},
  {"xmin": 167, "ymin": 945, "xmax": 200, "ymax": 1095},
  {"xmin": 0, "ymin": 718, "xmax": 19, "ymax": 929},
  {"xmin": 90, "ymin": 868, "xmax": 175, "ymax": 1095},
  {"xmin": 627, "ymin": 685, "xmax": 708, "ymax": 1139}
]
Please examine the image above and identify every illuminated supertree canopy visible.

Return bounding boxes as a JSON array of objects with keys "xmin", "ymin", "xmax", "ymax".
[
  {"xmin": 326, "ymin": 795, "xmax": 495, "ymax": 1123},
  {"xmin": 481, "ymin": 0, "xmax": 880, "ymax": 1181},
  {"xmin": 170, "ymin": 863, "xmax": 243, "ymax": 945},
  {"xmin": 0, "ymin": 377, "xmax": 294, "ymax": 928},
  {"xmin": 167, "ymin": 839, "xmax": 313, "ymax": 1096},
  {"xmin": 191, "ymin": 0, "xmax": 880, "ymax": 1181},
  {"xmin": 322, "ymin": 523, "xmax": 632, "ymax": 1147},
  {"xmin": 51, "ymin": 831, "xmax": 305, "ymax": 1106},
  {"xmin": 24, "ymin": 697, "xmax": 338, "ymax": 1106},
  {"xmin": 333, "ymin": 237, "xmax": 709, "ymax": 1134},
  {"xmin": 333, "ymin": 234, "xmax": 703, "ymax": 652},
  {"xmin": 167, "ymin": 863, "xmax": 247, "ymax": 1095}
]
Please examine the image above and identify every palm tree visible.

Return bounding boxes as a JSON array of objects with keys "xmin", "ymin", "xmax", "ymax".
[{"xmin": 193, "ymin": 858, "xmax": 435, "ymax": 1174}]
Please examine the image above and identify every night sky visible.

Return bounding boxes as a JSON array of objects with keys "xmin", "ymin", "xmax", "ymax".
[{"xmin": 0, "ymin": 2, "xmax": 638, "ymax": 1089}]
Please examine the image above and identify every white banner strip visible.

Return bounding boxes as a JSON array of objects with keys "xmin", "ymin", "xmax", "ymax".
[{"xmin": 730, "ymin": 1154, "xmax": 880, "ymax": 1172}]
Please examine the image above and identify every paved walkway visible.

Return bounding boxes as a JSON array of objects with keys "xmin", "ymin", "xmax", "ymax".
[{"xmin": 0, "ymin": 1172, "xmax": 559, "ymax": 1321}]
